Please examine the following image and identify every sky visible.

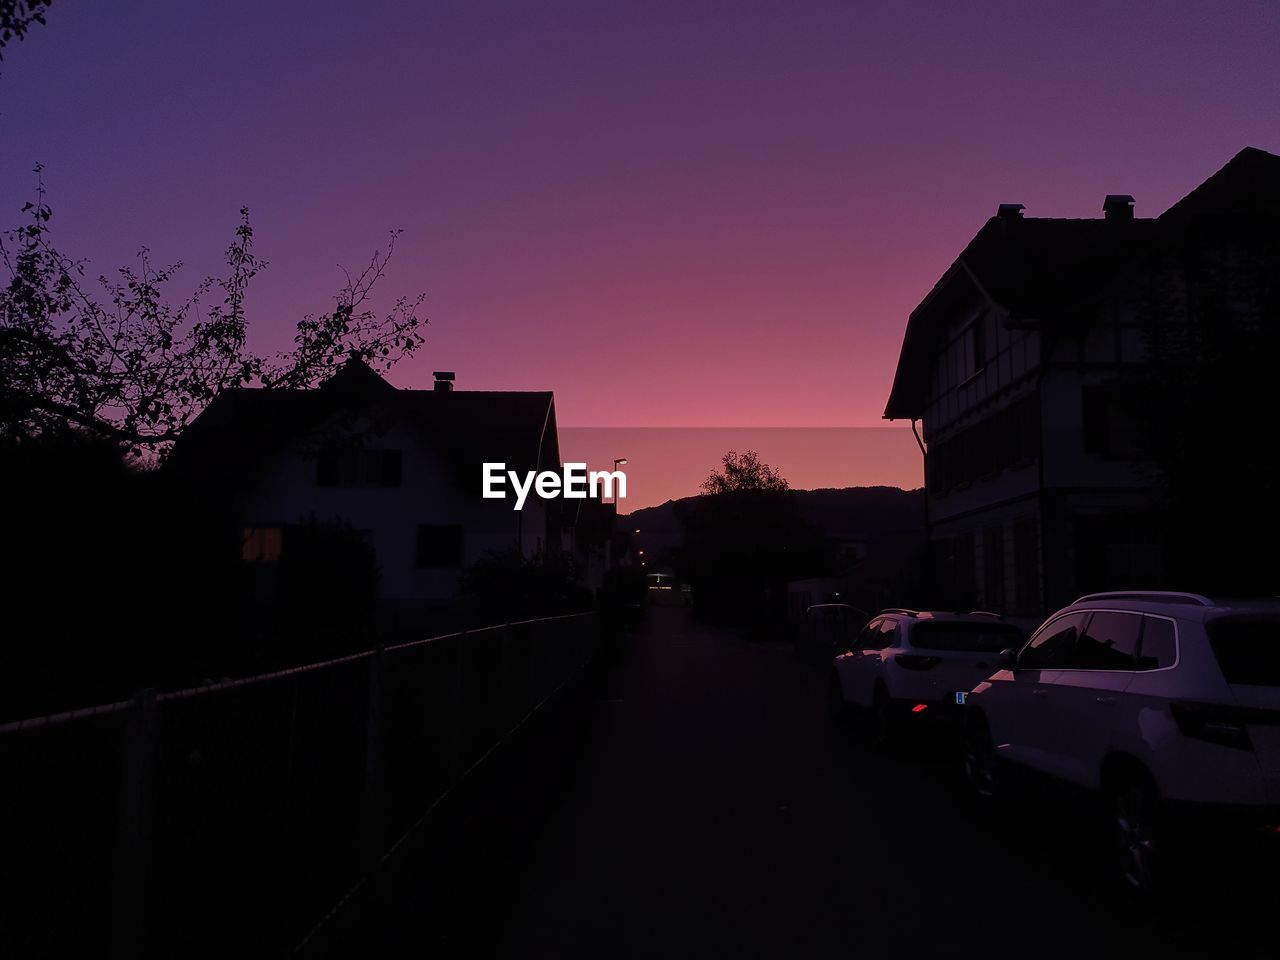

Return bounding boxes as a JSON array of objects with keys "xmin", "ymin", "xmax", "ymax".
[{"xmin": 2, "ymin": 1, "xmax": 1278, "ymax": 503}]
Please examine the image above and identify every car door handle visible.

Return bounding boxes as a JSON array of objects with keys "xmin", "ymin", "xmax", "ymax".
[{"xmin": 1095, "ymin": 695, "xmax": 1117, "ymax": 705}]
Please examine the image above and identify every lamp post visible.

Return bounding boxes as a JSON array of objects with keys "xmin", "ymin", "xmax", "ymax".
[
  {"xmin": 612, "ymin": 457, "xmax": 627, "ymax": 506},
  {"xmin": 603, "ymin": 457, "xmax": 628, "ymax": 571}
]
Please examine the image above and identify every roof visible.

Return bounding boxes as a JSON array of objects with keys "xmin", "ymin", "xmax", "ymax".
[
  {"xmin": 167, "ymin": 358, "xmax": 558, "ymax": 494},
  {"xmin": 1062, "ymin": 591, "xmax": 1280, "ymax": 622},
  {"xmin": 883, "ymin": 146, "xmax": 1280, "ymax": 420},
  {"xmin": 883, "ymin": 217, "xmax": 1156, "ymax": 419}
]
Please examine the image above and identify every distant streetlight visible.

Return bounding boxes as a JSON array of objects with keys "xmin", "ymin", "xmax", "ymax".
[
  {"xmin": 634, "ymin": 528, "xmax": 640, "ymax": 534},
  {"xmin": 638, "ymin": 549, "xmax": 645, "ymax": 555}
]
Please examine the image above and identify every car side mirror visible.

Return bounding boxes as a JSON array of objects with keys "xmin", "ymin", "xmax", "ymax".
[{"xmin": 997, "ymin": 647, "xmax": 1018, "ymax": 670}]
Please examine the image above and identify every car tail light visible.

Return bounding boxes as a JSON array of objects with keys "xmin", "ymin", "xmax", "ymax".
[
  {"xmin": 1169, "ymin": 701, "xmax": 1253, "ymax": 751},
  {"xmin": 895, "ymin": 654, "xmax": 941, "ymax": 671},
  {"xmin": 911, "ymin": 703, "xmax": 929, "ymax": 714}
]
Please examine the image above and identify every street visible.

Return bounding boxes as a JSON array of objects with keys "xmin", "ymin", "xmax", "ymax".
[{"xmin": 321, "ymin": 606, "xmax": 1280, "ymax": 958}]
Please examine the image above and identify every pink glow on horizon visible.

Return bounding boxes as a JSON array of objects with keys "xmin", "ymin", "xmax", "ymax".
[{"xmin": 560, "ymin": 427, "xmax": 922, "ymax": 511}]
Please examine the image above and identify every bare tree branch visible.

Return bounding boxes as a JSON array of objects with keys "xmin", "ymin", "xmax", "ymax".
[{"xmin": 0, "ymin": 169, "xmax": 428, "ymax": 454}]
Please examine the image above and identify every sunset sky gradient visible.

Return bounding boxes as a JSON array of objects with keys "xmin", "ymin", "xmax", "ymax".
[{"xmin": 2, "ymin": 1, "xmax": 1278, "ymax": 502}]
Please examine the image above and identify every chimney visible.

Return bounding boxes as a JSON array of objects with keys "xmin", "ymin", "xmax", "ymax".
[
  {"xmin": 997, "ymin": 203, "xmax": 1025, "ymax": 221},
  {"xmin": 433, "ymin": 371, "xmax": 455, "ymax": 392},
  {"xmin": 1103, "ymin": 194, "xmax": 1135, "ymax": 221}
]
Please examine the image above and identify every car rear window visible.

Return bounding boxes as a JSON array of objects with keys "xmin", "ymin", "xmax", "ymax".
[
  {"xmin": 1209, "ymin": 617, "xmax": 1280, "ymax": 687},
  {"xmin": 909, "ymin": 622, "xmax": 1023, "ymax": 652}
]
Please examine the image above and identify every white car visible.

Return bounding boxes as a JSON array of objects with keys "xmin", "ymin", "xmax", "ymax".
[
  {"xmin": 828, "ymin": 609, "xmax": 1025, "ymax": 747},
  {"xmin": 961, "ymin": 591, "xmax": 1280, "ymax": 895}
]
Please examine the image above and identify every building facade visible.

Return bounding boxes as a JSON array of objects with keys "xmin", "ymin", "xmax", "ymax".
[
  {"xmin": 884, "ymin": 148, "xmax": 1280, "ymax": 620},
  {"xmin": 169, "ymin": 358, "xmax": 582, "ymax": 633}
]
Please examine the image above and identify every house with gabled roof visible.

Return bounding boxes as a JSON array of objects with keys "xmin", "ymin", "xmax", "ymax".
[
  {"xmin": 884, "ymin": 147, "xmax": 1280, "ymax": 619},
  {"xmin": 167, "ymin": 356, "xmax": 577, "ymax": 633}
]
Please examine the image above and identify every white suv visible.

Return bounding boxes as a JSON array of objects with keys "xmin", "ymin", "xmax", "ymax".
[
  {"xmin": 829, "ymin": 609, "xmax": 1025, "ymax": 747},
  {"xmin": 961, "ymin": 591, "xmax": 1280, "ymax": 894}
]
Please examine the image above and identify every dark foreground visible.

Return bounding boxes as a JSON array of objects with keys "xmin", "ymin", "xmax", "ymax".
[{"xmin": 311, "ymin": 606, "xmax": 1280, "ymax": 958}]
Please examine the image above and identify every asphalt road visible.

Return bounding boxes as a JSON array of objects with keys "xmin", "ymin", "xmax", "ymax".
[{"xmin": 319, "ymin": 605, "xmax": 1280, "ymax": 958}]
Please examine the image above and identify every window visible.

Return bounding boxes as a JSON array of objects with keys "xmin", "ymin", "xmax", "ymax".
[
  {"xmin": 415, "ymin": 524, "xmax": 464, "ymax": 568},
  {"xmin": 317, "ymin": 448, "xmax": 403, "ymax": 487},
  {"xmin": 1082, "ymin": 385, "xmax": 1145, "ymax": 459},
  {"xmin": 926, "ymin": 395, "xmax": 1040, "ymax": 496},
  {"xmin": 1074, "ymin": 514, "xmax": 1166, "ymax": 595},
  {"xmin": 880, "ymin": 618, "xmax": 902, "ymax": 647},
  {"xmin": 242, "ymin": 526, "xmax": 282, "ymax": 562},
  {"xmin": 1072, "ymin": 611, "xmax": 1142, "ymax": 670},
  {"xmin": 960, "ymin": 317, "xmax": 987, "ymax": 381},
  {"xmin": 854, "ymin": 619, "xmax": 883, "ymax": 650},
  {"xmin": 1137, "ymin": 616, "xmax": 1177, "ymax": 670},
  {"xmin": 1019, "ymin": 613, "xmax": 1087, "ymax": 669}
]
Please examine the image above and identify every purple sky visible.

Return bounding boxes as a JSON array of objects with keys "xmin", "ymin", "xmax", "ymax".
[{"xmin": 2, "ymin": 2, "xmax": 1278, "ymax": 452}]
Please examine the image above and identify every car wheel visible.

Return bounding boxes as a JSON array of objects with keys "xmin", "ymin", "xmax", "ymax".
[
  {"xmin": 870, "ymin": 687, "xmax": 896, "ymax": 749},
  {"xmin": 962, "ymin": 715, "xmax": 999, "ymax": 799},
  {"xmin": 1111, "ymin": 776, "xmax": 1160, "ymax": 898}
]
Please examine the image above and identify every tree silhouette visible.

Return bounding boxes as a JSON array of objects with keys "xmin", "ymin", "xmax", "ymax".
[
  {"xmin": 682, "ymin": 451, "xmax": 832, "ymax": 628},
  {"xmin": 0, "ymin": 168, "xmax": 426, "ymax": 453},
  {"xmin": 700, "ymin": 449, "xmax": 788, "ymax": 495},
  {"xmin": 0, "ymin": 0, "xmax": 50, "ymax": 60}
]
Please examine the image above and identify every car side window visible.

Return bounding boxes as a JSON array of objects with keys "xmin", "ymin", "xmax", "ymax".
[
  {"xmin": 1136, "ymin": 616, "xmax": 1177, "ymax": 670},
  {"xmin": 854, "ymin": 619, "xmax": 883, "ymax": 650},
  {"xmin": 1070, "ymin": 611, "xmax": 1142, "ymax": 670},
  {"xmin": 880, "ymin": 619, "xmax": 901, "ymax": 649},
  {"xmin": 1019, "ymin": 613, "xmax": 1087, "ymax": 670}
]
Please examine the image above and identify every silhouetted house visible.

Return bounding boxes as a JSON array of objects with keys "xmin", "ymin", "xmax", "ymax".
[
  {"xmin": 884, "ymin": 147, "xmax": 1280, "ymax": 618},
  {"xmin": 168, "ymin": 358, "xmax": 565, "ymax": 632}
]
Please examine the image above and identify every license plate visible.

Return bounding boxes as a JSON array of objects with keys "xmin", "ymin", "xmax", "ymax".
[{"xmin": 954, "ymin": 691, "xmax": 967, "ymax": 705}]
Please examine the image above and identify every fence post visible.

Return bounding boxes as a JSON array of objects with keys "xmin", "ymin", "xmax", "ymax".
[
  {"xmin": 499, "ymin": 622, "xmax": 513, "ymax": 727},
  {"xmin": 449, "ymin": 629, "xmax": 468, "ymax": 783},
  {"xmin": 115, "ymin": 688, "xmax": 157, "ymax": 958},
  {"xmin": 362, "ymin": 646, "xmax": 386, "ymax": 871},
  {"xmin": 528, "ymin": 617, "xmax": 540, "ymax": 707}
]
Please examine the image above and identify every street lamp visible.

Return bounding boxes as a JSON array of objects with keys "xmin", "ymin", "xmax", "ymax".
[{"xmin": 611, "ymin": 457, "xmax": 627, "ymax": 505}]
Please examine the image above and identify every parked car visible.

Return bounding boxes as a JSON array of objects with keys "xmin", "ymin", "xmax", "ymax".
[
  {"xmin": 796, "ymin": 603, "xmax": 867, "ymax": 661},
  {"xmin": 828, "ymin": 608, "xmax": 1024, "ymax": 746},
  {"xmin": 961, "ymin": 591, "xmax": 1280, "ymax": 896}
]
